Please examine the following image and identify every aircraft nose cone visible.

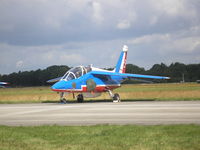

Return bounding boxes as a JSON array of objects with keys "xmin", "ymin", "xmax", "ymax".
[{"xmin": 51, "ymin": 80, "xmax": 67, "ymax": 90}]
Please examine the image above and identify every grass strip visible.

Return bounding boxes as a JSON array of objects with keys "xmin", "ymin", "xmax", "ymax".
[{"xmin": 0, "ymin": 124, "xmax": 200, "ymax": 150}]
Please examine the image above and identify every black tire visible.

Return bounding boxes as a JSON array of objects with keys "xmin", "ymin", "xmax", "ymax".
[
  {"xmin": 113, "ymin": 93, "xmax": 120, "ymax": 101},
  {"xmin": 77, "ymin": 94, "xmax": 84, "ymax": 103}
]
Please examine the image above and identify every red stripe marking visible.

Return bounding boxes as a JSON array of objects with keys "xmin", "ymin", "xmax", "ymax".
[
  {"xmin": 122, "ymin": 52, "xmax": 127, "ymax": 73},
  {"xmin": 52, "ymin": 85, "xmax": 120, "ymax": 93}
]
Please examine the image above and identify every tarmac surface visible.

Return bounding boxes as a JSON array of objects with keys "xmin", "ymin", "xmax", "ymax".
[{"xmin": 0, "ymin": 101, "xmax": 200, "ymax": 126}]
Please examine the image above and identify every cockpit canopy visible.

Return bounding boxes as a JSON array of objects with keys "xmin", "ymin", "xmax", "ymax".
[{"xmin": 62, "ymin": 66, "xmax": 92, "ymax": 81}]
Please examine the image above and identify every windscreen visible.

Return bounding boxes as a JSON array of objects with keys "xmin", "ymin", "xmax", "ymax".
[
  {"xmin": 70, "ymin": 67, "xmax": 82, "ymax": 78},
  {"xmin": 67, "ymin": 73, "xmax": 75, "ymax": 80},
  {"xmin": 62, "ymin": 66, "xmax": 92, "ymax": 81}
]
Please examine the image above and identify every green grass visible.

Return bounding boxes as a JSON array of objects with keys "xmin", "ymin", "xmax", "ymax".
[
  {"xmin": 115, "ymin": 83, "xmax": 200, "ymax": 92},
  {"xmin": 0, "ymin": 125, "xmax": 200, "ymax": 150},
  {"xmin": 0, "ymin": 87, "xmax": 51, "ymax": 95}
]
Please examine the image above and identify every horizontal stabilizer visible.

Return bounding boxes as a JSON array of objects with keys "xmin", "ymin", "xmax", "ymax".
[{"xmin": 47, "ymin": 77, "xmax": 62, "ymax": 83}]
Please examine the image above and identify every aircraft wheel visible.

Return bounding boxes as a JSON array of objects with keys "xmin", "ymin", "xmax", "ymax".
[
  {"xmin": 60, "ymin": 98, "xmax": 67, "ymax": 104},
  {"xmin": 113, "ymin": 93, "xmax": 120, "ymax": 102},
  {"xmin": 77, "ymin": 94, "xmax": 84, "ymax": 103}
]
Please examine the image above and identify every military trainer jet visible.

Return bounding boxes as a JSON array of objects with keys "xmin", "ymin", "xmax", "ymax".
[{"xmin": 47, "ymin": 45, "xmax": 169, "ymax": 103}]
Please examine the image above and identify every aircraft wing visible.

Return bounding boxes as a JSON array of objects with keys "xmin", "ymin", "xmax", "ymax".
[
  {"xmin": 129, "ymin": 78, "xmax": 153, "ymax": 83},
  {"xmin": 90, "ymin": 71, "xmax": 170, "ymax": 80},
  {"xmin": 47, "ymin": 77, "xmax": 62, "ymax": 83}
]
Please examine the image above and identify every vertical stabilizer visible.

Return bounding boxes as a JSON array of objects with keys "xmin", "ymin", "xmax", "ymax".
[{"xmin": 115, "ymin": 45, "xmax": 128, "ymax": 73}]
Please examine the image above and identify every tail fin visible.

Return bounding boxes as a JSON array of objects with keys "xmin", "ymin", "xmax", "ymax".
[{"xmin": 115, "ymin": 45, "xmax": 128, "ymax": 73}]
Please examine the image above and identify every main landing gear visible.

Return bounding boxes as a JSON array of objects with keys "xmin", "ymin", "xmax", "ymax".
[
  {"xmin": 108, "ymin": 90, "xmax": 121, "ymax": 103},
  {"xmin": 77, "ymin": 94, "xmax": 84, "ymax": 103},
  {"xmin": 59, "ymin": 91, "xmax": 119, "ymax": 103}
]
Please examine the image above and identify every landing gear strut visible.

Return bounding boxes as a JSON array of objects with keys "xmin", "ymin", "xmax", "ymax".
[
  {"xmin": 108, "ymin": 90, "xmax": 121, "ymax": 102},
  {"xmin": 60, "ymin": 92, "xmax": 67, "ymax": 104},
  {"xmin": 77, "ymin": 94, "xmax": 84, "ymax": 103}
]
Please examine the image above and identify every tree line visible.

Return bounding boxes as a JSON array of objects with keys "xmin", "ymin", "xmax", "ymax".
[{"xmin": 0, "ymin": 62, "xmax": 200, "ymax": 86}]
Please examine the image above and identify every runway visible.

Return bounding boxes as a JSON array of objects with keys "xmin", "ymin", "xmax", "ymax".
[{"xmin": 0, "ymin": 101, "xmax": 200, "ymax": 126}]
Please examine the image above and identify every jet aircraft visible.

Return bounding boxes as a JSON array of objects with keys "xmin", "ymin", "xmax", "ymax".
[
  {"xmin": 48, "ymin": 45, "xmax": 169, "ymax": 103},
  {"xmin": 0, "ymin": 82, "xmax": 9, "ymax": 88}
]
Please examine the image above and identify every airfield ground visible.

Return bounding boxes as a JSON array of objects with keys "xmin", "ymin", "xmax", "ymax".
[
  {"xmin": 0, "ymin": 101, "xmax": 200, "ymax": 150},
  {"xmin": 0, "ymin": 101, "xmax": 200, "ymax": 126},
  {"xmin": 0, "ymin": 83, "xmax": 200, "ymax": 150}
]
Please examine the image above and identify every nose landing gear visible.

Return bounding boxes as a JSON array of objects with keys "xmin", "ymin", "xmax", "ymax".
[{"xmin": 60, "ymin": 92, "xmax": 67, "ymax": 104}]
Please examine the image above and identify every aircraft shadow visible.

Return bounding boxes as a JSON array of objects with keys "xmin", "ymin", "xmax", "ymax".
[{"xmin": 42, "ymin": 99, "xmax": 155, "ymax": 104}]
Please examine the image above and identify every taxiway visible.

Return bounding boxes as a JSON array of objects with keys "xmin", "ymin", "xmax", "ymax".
[{"xmin": 0, "ymin": 101, "xmax": 200, "ymax": 126}]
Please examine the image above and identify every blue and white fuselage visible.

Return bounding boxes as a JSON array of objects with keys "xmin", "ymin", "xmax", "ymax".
[{"xmin": 51, "ymin": 66, "xmax": 123, "ymax": 93}]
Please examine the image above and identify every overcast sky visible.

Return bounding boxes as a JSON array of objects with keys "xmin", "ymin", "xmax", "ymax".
[{"xmin": 0, "ymin": 0, "xmax": 200, "ymax": 74}]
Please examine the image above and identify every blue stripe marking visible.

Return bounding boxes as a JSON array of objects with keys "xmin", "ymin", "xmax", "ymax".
[{"xmin": 115, "ymin": 51, "xmax": 124, "ymax": 73}]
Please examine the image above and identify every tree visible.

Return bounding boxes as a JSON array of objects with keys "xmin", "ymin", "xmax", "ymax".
[
  {"xmin": 1, "ymin": 62, "xmax": 200, "ymax": 86},
  {"xmin": 0, "ymin": 65, "xmax": 70, "ymax": 86},
  {"xmin": 126, "ymin": 64, "xmax": 145, "ymax": 74}
]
